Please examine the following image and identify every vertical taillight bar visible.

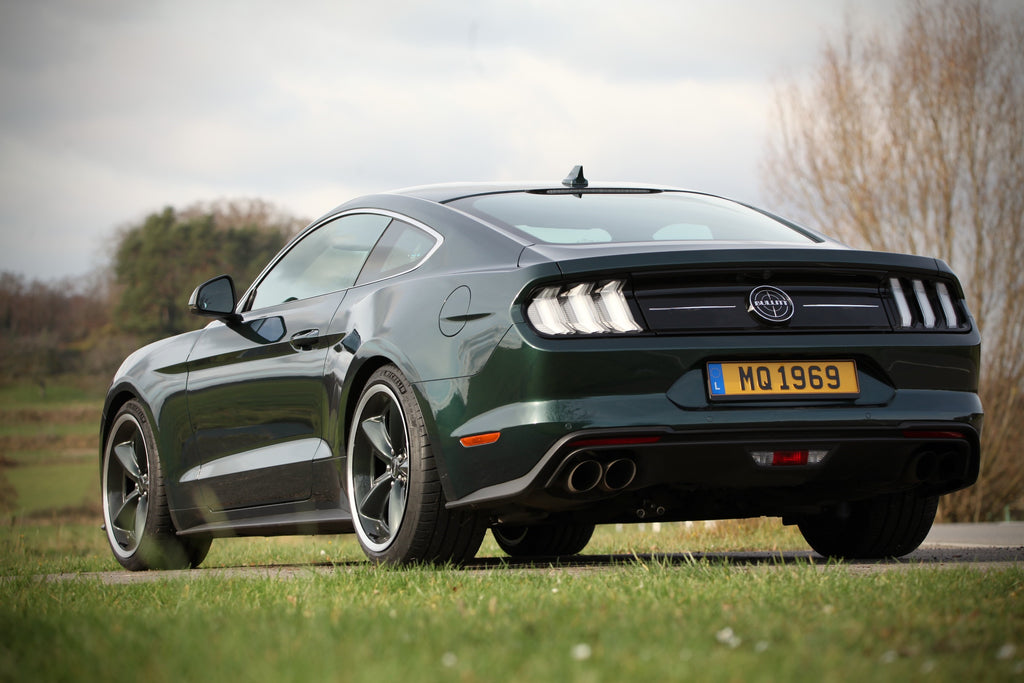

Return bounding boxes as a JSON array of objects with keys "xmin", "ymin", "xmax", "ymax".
[{"xmin": 889, "ymin": 277, "xmax": 913, "ymax": 328}]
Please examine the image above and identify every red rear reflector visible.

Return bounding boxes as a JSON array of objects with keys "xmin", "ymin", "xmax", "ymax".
[
  {"xmin": 752, "ymin": 448, "xmax": 827, "ymax": 467},
  {"xmin": 568, "ymin": 436, "xmax": 662, "ymax": 448},
  {"xmin": 902, "ymin": 430, "xmax": 965, "ymax": 440},
  {"xmin": 460, "ymin": 432, "xmax": 501, "ymax": 447},
  {"xmin": 772, "ymin": 450, "xmax": 808, "ymax": 466}
]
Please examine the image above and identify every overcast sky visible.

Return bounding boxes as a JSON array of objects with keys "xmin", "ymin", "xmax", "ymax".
[{"xmin": 0, "ymin": 0, "xmax": 903, "ymax": 282}]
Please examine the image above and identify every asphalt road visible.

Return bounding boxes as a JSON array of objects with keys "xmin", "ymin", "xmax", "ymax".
[
  {"xmin": 923, "ymin": 521, "xmax": 1024, "ymax": 547},
  {"xmin": 28, "ymin": 522, "xmax": 1023, "ymax": 585}
]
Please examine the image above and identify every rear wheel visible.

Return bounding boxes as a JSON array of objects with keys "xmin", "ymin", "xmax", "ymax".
[
  {"xmin": 492, "ymin": 522, "xmax": 596, "ymax": 558},
  {"xmin": 347, "ymin": 365, "xmax": 485, "ymax": 564},
  {"xmin": 101, "ymin": 400, "xmax": 211, "ymax": 570},
  {"xmin": 797, "ymin": 491, "xmax": 939, "ymax": 559}
]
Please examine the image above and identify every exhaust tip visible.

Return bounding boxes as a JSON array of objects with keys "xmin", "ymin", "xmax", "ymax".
[
  {"xmin": 566, "ymin": 459, "xmax": 603, "ymax": 493},
  {"xmin": 910, "ymin": 448, "xmax": 968, "ymax": 485},
  {"xmin": 938, "ymin": 450, "xmax": 968, "ymax": 481},
  {"xmin": 913, "ymin": 451, "xmax": 939, "ymax": 482},
  {"xmin": 601, "ymin": 458, "xmax": 637, "ymax": 491}
]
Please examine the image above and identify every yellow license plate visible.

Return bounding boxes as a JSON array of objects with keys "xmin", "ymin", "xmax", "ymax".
[{"xmin": 706, "ymin": 360, "xmax": 859, "ymax": 399}]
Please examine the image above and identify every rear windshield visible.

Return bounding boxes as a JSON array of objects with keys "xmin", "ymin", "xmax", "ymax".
[{"xmin": 447, "ymin": 191, "xmax": 817, "ymax": 245}]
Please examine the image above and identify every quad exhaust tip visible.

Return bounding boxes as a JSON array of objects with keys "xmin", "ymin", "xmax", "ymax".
[
  {"xmin": 910, "ymin": 449, "xmax": 969, "ymax": 485},
  {"xmin": 601, "ymin": 458, "xmax": 637, "ymax": 491},
  {"xmin": 565, "ymin": 457, "xmax": 637, "ymax": 494}
]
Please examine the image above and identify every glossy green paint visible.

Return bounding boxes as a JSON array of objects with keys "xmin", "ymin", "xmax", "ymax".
[
  {"xmin": 101, "ymin": 185, "xmax": 983, "ymax": 541},
  {"xmin": 418, "ymin": 320, "xmax": 981, "ymax": 505}
]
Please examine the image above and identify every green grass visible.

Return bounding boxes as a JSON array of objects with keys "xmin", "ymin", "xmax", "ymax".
[
  {"xmin": 0, "ymin": 375, "xmax": 106, "ymax": 407},
  {"xmin": 4, "ymin": 463, "xmax": 96, "ymax": 515},
  {"xmin": 1, "ymin": 556, "xmax": 1021, "ymax": 683},
  {"xmin": 0, "ymin": 420, "xmax": 97, "ymax": 439},
  {"xmin": 1, "ymin": 521, "xmax": 1022, "ymax": 682},
  {"xmin": 0, "ymin": 377, "xmax": 101, "ymax": 518}
]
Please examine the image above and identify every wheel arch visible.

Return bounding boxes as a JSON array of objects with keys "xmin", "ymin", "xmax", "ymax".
[
  {"xmin": 99, "ymin": 383, "xmax": 146, "ymax": 468},
  {"xmin": 99, "ymin": 384, "xmax": 194, "ymax": 535},
  {"xmin": 341, "ymin": 355, "xmax": 394, "ymax": 447},
  {"xmin": 339, "ymin": 353, "xmax": 456, "ymax": 501}
]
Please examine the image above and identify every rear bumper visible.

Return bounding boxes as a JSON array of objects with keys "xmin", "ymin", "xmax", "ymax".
[
  {"xmin": 445, "ymin": 421, "xmax": 980, "ymax": 524},
  {"xmin": 419, "ymin": 324, "xmax": 982, "ymax": 521}
]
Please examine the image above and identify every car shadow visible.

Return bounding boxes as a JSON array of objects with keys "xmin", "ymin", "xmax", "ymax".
[
  {"xmin": 295, "ymin": 546, "xmax": 1014, "ymax": 571},
  {"xmin": 37, "ymin": 546, "xmax": 1015, "ymax": 585}
]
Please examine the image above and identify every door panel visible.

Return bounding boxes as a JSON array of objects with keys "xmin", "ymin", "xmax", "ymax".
[{"xmin": 185, "ymin": 293, "xmax": 343, "ymax": 510}]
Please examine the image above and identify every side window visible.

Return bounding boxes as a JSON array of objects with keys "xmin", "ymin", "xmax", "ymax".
[
  {"xmin": 249, "ymin": 213, "xmax": 390, "ymax": 310},
  {"xmin": 356, "ymin": 220, "xmax": 438, "ymax": 285}
]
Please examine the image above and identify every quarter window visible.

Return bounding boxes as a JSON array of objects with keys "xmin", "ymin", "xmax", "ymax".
[
  {"xmin": 356, "ymin": 220, "xmax": 438, "ymax": 285},
  {"xmin": 249, "ymin": 213, "xmax": 390, "ymax": 310}
]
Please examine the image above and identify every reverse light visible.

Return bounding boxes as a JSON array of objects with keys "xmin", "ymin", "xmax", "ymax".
[
  {"xmin": 526, "ymin": 279, "xmax": 643, "ymax": 335},
  {"xmin": 750, "ymin": 449, "xmax": 828, "ymax": 467}
]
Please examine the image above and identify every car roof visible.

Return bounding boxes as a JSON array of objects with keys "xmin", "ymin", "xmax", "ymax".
[{"xmin": 385, "ymin": 181, "xmax": 684, "ymax": 204}]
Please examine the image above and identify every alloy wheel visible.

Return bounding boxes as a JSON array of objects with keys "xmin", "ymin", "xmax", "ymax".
[
  {"xmin": 348, "ymin": 384, "xmax": 411, "ymax": 551},
  {"xmin": 102, "ymin": 412, "xmax": 151, "ymax": 558}
]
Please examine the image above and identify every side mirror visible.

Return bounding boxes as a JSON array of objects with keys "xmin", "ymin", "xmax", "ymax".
[{"xmin": 189, "ymin": 275, "xmax": 241, "ymax": 322}]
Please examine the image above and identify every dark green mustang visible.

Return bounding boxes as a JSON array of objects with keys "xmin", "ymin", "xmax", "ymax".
[{"xmin": 100, "ymin": 167, "xmax": 982, "ymax": 569}]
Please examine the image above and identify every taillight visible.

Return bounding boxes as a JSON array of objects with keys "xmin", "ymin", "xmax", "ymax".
[
  {"xmin": 526, "ymin": 279, "xmax": 643, "ymax": 336},
  {"xmin": 887, "ymin": 276, "xmax": 967, "ymax": 330}
]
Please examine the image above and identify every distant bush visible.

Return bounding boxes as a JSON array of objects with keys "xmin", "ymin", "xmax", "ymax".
[{"xmin": 0, "ymin": 198, "xmax": 306, "ymax": 385}]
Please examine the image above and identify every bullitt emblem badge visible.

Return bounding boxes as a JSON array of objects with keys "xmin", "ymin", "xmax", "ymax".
[{"xmin": 748, "ymin": 286, "xmax": 795, "ymax": 324}]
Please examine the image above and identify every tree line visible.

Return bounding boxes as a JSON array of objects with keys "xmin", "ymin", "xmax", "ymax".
[{"xmin": 0, "ymin": 198, "xmax": 304, "ymax": 386}]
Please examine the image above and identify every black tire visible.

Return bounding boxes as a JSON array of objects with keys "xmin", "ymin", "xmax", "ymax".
[
  {"xmin": 101, "ymin": 400, "xmax": 212, "ymax": 570},
  {"xmin": 492, "ymin": 522, "xmax": 596, "ymax": 558},
  {"xmin": 797, "ymin": 491, "xmax": 939, "ymax": 559},
  {"xmin": 346, "ymin": 365, "xmax": 485, "ymax": 564}
]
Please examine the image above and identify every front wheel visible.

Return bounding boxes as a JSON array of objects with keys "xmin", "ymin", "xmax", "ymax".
[
  {"xmin": 492, "ymin": 522, "xmax": 596, "ymax": 558},
  {"xmin": 797, "ymin": 491, "xmax": 939, "ymax": 559},
  {"xmin": 346, "ymin": 365, "xmax": 485, "ymax": 564},
  {"xmin": 101, "ymin": 400, "xmax": 211, "ymax": 570}
]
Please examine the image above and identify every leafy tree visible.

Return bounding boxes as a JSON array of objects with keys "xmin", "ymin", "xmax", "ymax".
[
  {"xmin": 113, "ymin": 199, "xmax": 304, "ymax": 339},
  {"xmin": 762, "ymin": 0, "xmax": 1023, "ymax": 520}
]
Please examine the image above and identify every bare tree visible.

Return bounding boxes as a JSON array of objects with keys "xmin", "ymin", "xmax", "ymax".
[{"xmin": 763, "ymin": 0, "xmax": 1024, "ymax": 521}]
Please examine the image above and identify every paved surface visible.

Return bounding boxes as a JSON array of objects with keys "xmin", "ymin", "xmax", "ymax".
[
  {"xmin": 24, "ymin": 522, "xmax": 1023, "ymax": 585},
  {"xmin": 923, "ymin": 521, "xmax": 1024, "ymax": 547}
]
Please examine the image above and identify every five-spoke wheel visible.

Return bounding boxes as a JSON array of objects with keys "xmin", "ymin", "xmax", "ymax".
[
  {"xmin": 347, "ymin": 383, "xmax": 411, "ymax": 552},
  {"xmin": 347, "ymin": 365, "xmax": 484, "ymax": 564},
  {"xmin": 103, "ymin": 410, "xmax": 152, "ymax": 559},
  {"xmin": 101, "ymin": 400, "xmax": 210, "ymax": 570}
]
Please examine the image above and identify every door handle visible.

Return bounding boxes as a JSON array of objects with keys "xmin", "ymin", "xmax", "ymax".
[{"xmin": 289, "ymin": 328, "xmax": 321, "ymax": 351}]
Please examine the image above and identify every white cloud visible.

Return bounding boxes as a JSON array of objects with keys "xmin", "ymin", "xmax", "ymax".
[{"xmin": 0, "ymin": 0, "xmax": 902, "ymax": 280}]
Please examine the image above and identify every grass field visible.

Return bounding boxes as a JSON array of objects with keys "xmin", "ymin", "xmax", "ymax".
[
  {"xmin": 1, "ymin": 378, "xmax": 1022, "ymax": 682},
  {"xmin": 0, "ymin": 377, "xmax": 102, "ymax": 520},
  {"xmin": 2, "ymin": 525, "xmax": 1022, "ymax": 683}
]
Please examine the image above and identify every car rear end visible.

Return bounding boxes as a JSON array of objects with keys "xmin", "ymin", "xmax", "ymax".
[{"xmin": 433, "ymin": 189, "xmax": 981, "ymax": 538}]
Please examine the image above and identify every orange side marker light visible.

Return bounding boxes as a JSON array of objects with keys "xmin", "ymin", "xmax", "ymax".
[{"xmin": 460, "ymin": 432, "xmax": 501, "ymax": 448}]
